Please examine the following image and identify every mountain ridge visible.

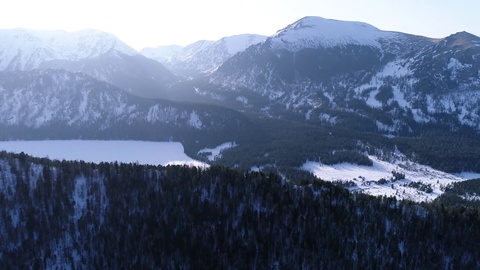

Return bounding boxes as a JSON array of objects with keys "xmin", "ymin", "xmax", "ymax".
[
  {"xmin": 0, "ymin": 69, "xmax": 254, "ymax": 150},
  {"xmin": 141, "ymin": 34, "xmax": 267, "ymax": 76},
  {"xmin": 269, "ymin": 16, "xmax": 404, "ymax": 51},
  {"xmin": 0, "ymin": 28, "xmax": 176, "ymax": 98},
  {"xmin": 200, "ymin": 16, "xmax": 480, "ymax": 136},
  {"xmin": 0, "ymin": 28, "xmax": 137, "ymax": 70}
]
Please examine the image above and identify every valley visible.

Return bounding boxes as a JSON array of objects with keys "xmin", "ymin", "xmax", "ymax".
[
  {"xmin": 3, "ymin": 139, "xmax": 479, "ymax": 202},
  {"xmin": 1, "ymin": 17, "xmax": 480, "ymax": 199},
  {"xmin": 1, "ymin": 14, "xmax": 480, "ymax": 268}
]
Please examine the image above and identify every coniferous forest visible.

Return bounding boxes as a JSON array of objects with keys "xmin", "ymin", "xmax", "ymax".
[{"xmin": 0, "ymin": 151, "xmax": 479, "ymax": 269}]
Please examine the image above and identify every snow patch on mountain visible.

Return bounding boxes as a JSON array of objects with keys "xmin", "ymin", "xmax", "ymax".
[
  {"xmin": 423, "ymin": 90, "xmax": 480, "ymax": 127},
  {"xmin": 447, "ymin": 57, "xmax": 472, "ymax": 79},
  {"xmin": 146, "ymin": 105, "xmax": 181, "ymax": 123},
  {"xmin": 366, "ymin": 89, "xmax": 383, "ymax": 108},
  {"xmin": 236, "ymin": 96, "xmax": 249, "ymax": 106},
  {"xmin": 188, "ymin": 111, "xmax": 203, "ymax": 129},
  {"xmin": 319, "ymin": 113, "xmax": 337, "ymax": 125},
  {"xmin": 375, "ymin": 120, "xmax": 397, "ymax": 133},
  {"xmin": 356, "ymin": 59, "xmax": 414, "ymax": 98},
  {"xmin": 380, "ymin": 60, "xmax": 413, "ymax": 77},
  {"xmin": 392, "ymin": 86, "xmax": 410, "ymax": 108}
]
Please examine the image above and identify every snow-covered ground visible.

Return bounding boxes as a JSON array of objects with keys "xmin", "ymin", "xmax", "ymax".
[
  {"xmin": 2, "ymin": 140, "xmax": 477, "ymax": 202},
  {"xmin": 198, "ymin": 142, "xmax": 237, "ymax": 161},
  {"xmin": 302, "ymin": 152, "xmax": 480, "ymax": 202},
  {"xmin": 0, "ymin": 140, "xmax": 207, "ymax": 167},
  {"xmin": 271, "ymin": 16, "xmax": 401, "ymax": 51}
]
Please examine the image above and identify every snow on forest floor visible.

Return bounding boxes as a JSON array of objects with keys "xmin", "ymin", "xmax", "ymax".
[
  {"xmin": 197, "ymin": 142, "xmax": 237, "ymax": 161},
  {"xmin": 302, "ymin": 152, "xmax": 480, "ymax": 202},
  {"xmin": 0, "ymin": 140, "xmax": 207, "ymax": 167}
]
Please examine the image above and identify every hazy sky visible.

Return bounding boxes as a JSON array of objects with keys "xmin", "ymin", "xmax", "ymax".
[{"xmin": 1, "ymin": 0, "xmax": 478, "ymax": 50}]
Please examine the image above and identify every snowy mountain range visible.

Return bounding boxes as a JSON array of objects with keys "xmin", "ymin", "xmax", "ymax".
[
  {"xmin": 141, "ymin": 34, "xmax": 266, "ymax": 76},
  {"xmin": 0, "ymin": 29, "xmax": 137, "ymax": 70},
  {"xmin": 197, "ymin": 16, "xmax": 480, "ymax": 135},
  {"xmin": 1, "ymin": 16, "xmax": 480, "ymax": 200},
  {"xmin": 0, "ymin": 29, "xmax": 175, "ymax": 98}
]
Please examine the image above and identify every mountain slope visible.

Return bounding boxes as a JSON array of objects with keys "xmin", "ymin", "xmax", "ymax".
[
  {"xmin": 141, "ymin": 34, "xmax": 266, "ymax": 76},
  {"xmin": 269, "ymin": 16, "xmax": 401, "ymax": 51},
  {"xmin": 353, "ymin": 31, "xmax": 480, "ymax": 131},
  {"xmin": 0, "ymin": 69, "xmax": 254, "ymax": 150},
  {"xmin": 0, "ymin": 29, "xmax": 136, "ymax": 70},
  {"xmin": 211, "ymin": 16, "xmax": 430, "ymax": 94},
  {"xmin": 183, "ymin": 34, "xmax": 267, "ymax": 74},
  {"xmin": 205, "ymin": 16, "xmax": 480, "ymax": 135},
  {"xmin": 0, "ymin": 29, "xmax": 176, "ymax": 98},
  {"xmin": 140, "ymin": 44, "xmax": 183, "ymax": 63},
  {"xmin": 39, "ymin": 52, "xmax": 176, "ymax": 98}
]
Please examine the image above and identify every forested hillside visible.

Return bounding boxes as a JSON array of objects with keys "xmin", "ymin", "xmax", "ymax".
[
  {"xmin": 0, "ymin": 151, "xmax": 479, "ymax": 269},
  {"xmin": 435, "ymin": 178, "xmax": 480, "ymax": 208}
]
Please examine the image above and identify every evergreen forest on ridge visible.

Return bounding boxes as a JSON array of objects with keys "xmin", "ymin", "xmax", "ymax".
[{"xmin": 0, "ymin": 151, "xmax": 479, "ymax": 269}]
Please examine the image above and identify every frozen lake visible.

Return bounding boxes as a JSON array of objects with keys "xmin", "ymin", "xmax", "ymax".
[{"xmin": 0, "ymin": 140, "xmax": 207, "ymax": 167}]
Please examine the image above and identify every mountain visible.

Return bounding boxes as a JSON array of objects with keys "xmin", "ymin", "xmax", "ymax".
[
  {"xmin": 39, "ymin": 51, "xmax": 176, "ymax": 98},
  {"xmin": 204, "ymin": 16, "xmax": 480, "ymax": 135},
  {"xmin": 0, "ymin": 29, "xmax": 176, "ymax": 98},
  {"xmin": 140, "ymin": 44, "xmax": 184, "ymax": 62},
  {"xmin": 210, "ymin": 16, "xmax": 431, "ymax": 95},
  {"xmin": 141, "ymin": 40, "xmax": 213, "ymax": 76},
  {"xmin": 355, "ymin": 31, "xmax": 480, "ymax": 131},
  {"xmin": 141, "ymin": 34, "xmax": 266, "ymax": 76},
  {"xmin": 0, "ymin": 29, "xmax": 137, "ymax": 70},
  {"xmin": 269, "ymin": 16, "xmax": 404, "ymax": 51},
  {"xmin": 0, "ymin": 69, "xmax": 255, "ymax": 151}
]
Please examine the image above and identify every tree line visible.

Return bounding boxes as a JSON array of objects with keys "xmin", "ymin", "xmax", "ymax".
[{"xmin": 0, "ymin": 151, "xmax": 479, "ymax": 269}]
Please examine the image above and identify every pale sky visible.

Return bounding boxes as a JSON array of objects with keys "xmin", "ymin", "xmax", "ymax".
[{"xmin": 1, "ymin": 0, "xmax": 478, "ymax": 51}]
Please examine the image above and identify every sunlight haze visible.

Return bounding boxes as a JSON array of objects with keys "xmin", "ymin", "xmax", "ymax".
[{"xmin": 1, "ymin": 0, "xmax": 478, "ymax": 50}]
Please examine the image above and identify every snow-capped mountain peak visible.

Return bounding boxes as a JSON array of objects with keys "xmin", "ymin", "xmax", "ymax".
[
  {"xmin": 186, "ymin": 34, "xmax": 267, "ymax": 73},
  {"xmin": 175, "ymin": 40, "xmax": 216, "ymax": 62},
  {"xmin": 140, "ymin": 45, "xmax": 184, "ymax": 62},
  {"xmin": 270, "ymin": 16, "xmax": 398, "ymax": 51},
  {"xmin": 217, "ymin": 34, "xmax": 267, "ymax": 55},
  {"xmin": 0, "ymin": 28, "xmax": 137, "ymax": 71},
  {"xmin": 141, "ymin": 34, "xmax": 267, "ymax": 75},
  {"xmin": 47, "ymin": 29, "xmax": 138, "ymax": 59},
  {"xmin": 441, "ymin": 31, "xmax": 480, "ymax": 50}
]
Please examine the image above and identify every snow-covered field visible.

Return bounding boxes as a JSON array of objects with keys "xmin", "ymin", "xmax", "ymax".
[
  {"xmin": 0, "ymin": 140, "xmax": 207, "ymax": 167},
  {"xmin": 2, "ymin": 140, "xmax": 478, "ymax": 202},
  {"xmin": 302, "ymin": 152, "xmax": 480, "ymax": 202},
  {"xmin": 197, "ymin": 142, "xmax": 237, "ymax": 161}
]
